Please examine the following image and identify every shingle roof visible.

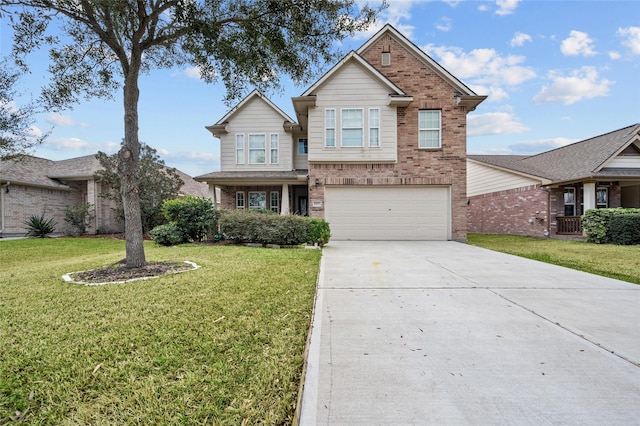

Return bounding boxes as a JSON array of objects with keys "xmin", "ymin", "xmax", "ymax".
[
  {"xmin": 469, "ymin": 123, "xmax": 640, "ymax": 183},
  {"xmin": 195, "ymin": 170, "xmax": 307, "ymax": 181},
  {"xmin": 0, "ymin": 154, "xmax": 208, "ymax": 196}
]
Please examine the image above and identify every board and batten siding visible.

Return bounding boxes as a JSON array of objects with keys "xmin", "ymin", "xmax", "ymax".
[
  {"xmin": 307, "ymin": 61, "xmax": 397, "ymax": 163},
  {"xmin": 220, "ymin": 96, "xmax": 293, "ymax": 171},
  {"xmin": 467, "ymin": 160, "xmax": 540, "ymax": 197}
]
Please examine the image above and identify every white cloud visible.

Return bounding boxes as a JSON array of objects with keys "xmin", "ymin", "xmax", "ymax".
[
  {"xmin": 435, "ymin": 17, "xmax": 452, "ymax": 32},
  {"xmin": 609, "ymin": 51, "xmax": 622, "ymax": 60},
  {"xmin": 45, "ymin": 112, "xmax": 88, "ymax": 127},
  {"xmin": 44, "ymin": 137, "xmax": 91, "ymax": 150},
  {"xmin": 561, "ymin": 30, "xmax": 596, "ymax": 57},
  {"xmin": 495, "ymin": 0, "xmax": 520, "ymax": 16},
  {"xmin": 353, "ymin": 0, "xmax": 416, "ymax": 40},
  {"xmin": 508, "ymin": 137, "xmax": 576, "ymax": 154},
  {"xmin": 467, "ymin": 112, "xmax": 529, "ymax": 136},
  {"xmin": 26, "ymin": 126, "xmax": 43, "ymax": 139},
  {"xmin": 424, "ymin": 44, "xmax": 536, "ymax": 87},
  {"xmin": 618, "ymin": 26, "xmax": 640, "ymax": 56},
  {"xmin": 471, "ymin": 85, "xmax": 509, "ymax": 102},
  {"xmin": 510, "ymin": 32, "xmax": 532, "ymax": 47},
  {"xmin": 533, "ymin": 66, "xmax": 612, "ymax": 105},
  {"xmin": 183, "ymin": 66, "xmax": 202, "ymax": 80}
]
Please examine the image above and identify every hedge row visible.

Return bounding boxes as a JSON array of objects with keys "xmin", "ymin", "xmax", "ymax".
[
  {"xmin": 219, "ymin": 209, "xmax": 330, "ymax": 246},
  {"xmin": 582, "ymin": 208, "xmax": 640, "ymax": 245}
]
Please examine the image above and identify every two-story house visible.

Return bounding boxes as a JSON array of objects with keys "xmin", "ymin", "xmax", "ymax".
[{"xmin": 196, "ymin": 24, "xmax": 485, "ymax": 241}]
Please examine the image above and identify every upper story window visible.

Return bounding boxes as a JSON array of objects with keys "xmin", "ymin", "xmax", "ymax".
[
  {"xmin": 369, "ymin": 108, "xmax": 380, "ymax": 147},
  {"xmin": 249, "ymin": 134, "xmax": 266, "ymax": 164},
  {"xmin": 418, "ymin": 110, "xmax": 441, "ymax": 149},
  {"xmin": 597, "ymin": 187, "xmax": 608, "ymax": 208},
  {"xmin": 236, "ymin": 134, "xmax": 245, "ymax": 164},
  {"xmin": 270, "ymin": 134, "xmax": 279, "ymax": 164},
  {"xmin": 341, "ymin": 108, "xmax": 363, "ymax": 147},
  {"xmin": 325, "ymin": 109, "xmax": 336, "ymax": 147},
  {"xmin": 298, "ymin": 138, "xmax": 308, "ymax": 154}
]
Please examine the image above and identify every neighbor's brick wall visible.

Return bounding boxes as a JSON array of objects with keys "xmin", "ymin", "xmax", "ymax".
[
  {"xmin": 309, "ymin": 33, "xmax": 470, "ymax": 241},
  {"xmin": 467, "ymin": 185, "xmax": 550, "ymax": 237}
]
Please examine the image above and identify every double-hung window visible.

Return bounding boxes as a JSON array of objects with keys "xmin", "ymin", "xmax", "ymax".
[
  {"xmin": 298, "ymin": 138, "xmax": 308, "ymax": 154},
  {"xmin": 270, "ymin": 192, "xmax": 279, "ymax": 213},
  {"xmin": 369, "ymin": 108, "xmax": 380, "ymax": 147},
  {"xmin": 249, "ymin": 192, "xmax": 267, "ymax": 209},
  {"xmin": 418, "ymin": 110, "xmax": 441, "ymax": 149},
  {"xmin": 325, "ymin": 109, "xmax": 336, "ymax": 147},
  {"xmin": 236, "ymin": 134, "xmax": 245, "ymax": 164},
  {"xmin": 341, "ymin": 108, "xmax": 363, "ymax": 147},
  {"xmin": 596, "ymin": 187, "xmax": 608, "ymax": 208},
  {"xmin": 270, "ymin": 134, "xmax": 279, "ymax": 164},
  {"xmin": 248, "ymin": 134, "xmax": 266, "ymax": 164},
  {"xmin": 236, "ymin": 192, "xmax": 245, "ymax": 209},
  {"xmin": 564, "ymin": 188, "xmax": 576, "ymax": 216}
]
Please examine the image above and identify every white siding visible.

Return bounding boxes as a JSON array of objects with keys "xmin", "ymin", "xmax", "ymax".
[
  {"xmin": 467, "ymin": 160, "xmax": 540, "ymax": 197},
  {"xmin": 308, "ymin": 61, "xmax": 397, "ymax": 163},
  {"xmin": 606, "ymin": 156, "xmax": 640, "ymax": 168},
  {"xmin": 220, "ymin": 96, "xmax": 293, "ymax": 171}
]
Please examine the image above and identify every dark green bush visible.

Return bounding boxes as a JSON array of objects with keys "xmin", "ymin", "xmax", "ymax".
[
  {"xmin": 162, "ymin": 196, "xmax": 217, "ymax": 242},
  {"xmin": 149, "ymin": 222, "xmax": 185, "ymax": 246},
  {"xmin": 24, "ymin": 214, "xmax": 57, "ymax": 238},
  {"xmin": 609, "ymin": 214, "xmax": 640, "ymax": 245},
  {"xmin": 64, "ymin": 203, "xmax": 93, "ymax": 235},
  {"xmin": 219, "ymin": 210, "xmax": 330, "ymax": 246},
  {"xmin": 583, "ymin": 208, "xmax": 640, "ymax": 244}
]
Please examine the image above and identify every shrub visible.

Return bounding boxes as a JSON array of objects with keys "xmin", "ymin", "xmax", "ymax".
[
  {"xmin": 162, "ymin": 196, "xmax": 217, "ymax": 242},
  {"xmin": 219, "ymin": 210, "xmax": 330, "ymax": 246},
  {"xmin": 583, "ymin": 208, "xmax": 640, "ymax": 244},
  {"xmin": 63, "ymin": 203, "xmax": 94, "ymax": 235},
  {"xmin": 609, "ymin": 214, "xmax": 640, "ymax": 245},
  {"xmin": 24, "ymin": 214, "xmax": 57, "ymax": 238},
  {"xmin": 149, "ymin": 222, "xmax": 185, "ymax": 246}
]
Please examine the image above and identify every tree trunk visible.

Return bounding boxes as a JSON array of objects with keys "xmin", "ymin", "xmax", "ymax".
[{"xmin": 119, "ymin": 71, "xmax": 146, "ymax": 268}]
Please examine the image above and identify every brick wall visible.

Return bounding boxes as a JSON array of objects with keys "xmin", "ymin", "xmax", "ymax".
[
  {"xmin": 310, "ymin": 33, "xmax": 470, "ymax": 241},
  {"xmin": 467, "ymin": 185, "xmax": 550, "ymax": 237}
]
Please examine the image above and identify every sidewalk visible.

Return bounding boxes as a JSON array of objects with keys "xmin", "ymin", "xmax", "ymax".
[{"xmin": 299, "ymin": 241, "xmax": 640, "ymax": 425}]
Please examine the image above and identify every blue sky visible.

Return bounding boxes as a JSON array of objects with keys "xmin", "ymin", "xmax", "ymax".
[{"xmin": 2, "ymin": 0, "xmax": 639, "ymax": 177}]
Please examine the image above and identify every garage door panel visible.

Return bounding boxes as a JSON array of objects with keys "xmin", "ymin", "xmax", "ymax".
[{"xmin": 324, "ymin": 186, "xmax": 450, "ymax": 241}]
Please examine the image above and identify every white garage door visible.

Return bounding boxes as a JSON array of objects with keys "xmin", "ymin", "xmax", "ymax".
[{"xmin": 324, "ymin": 186, "xmax": 450, "ymax": 240}]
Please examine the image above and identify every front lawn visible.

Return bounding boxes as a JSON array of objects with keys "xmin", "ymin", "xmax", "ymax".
[
  {"xmin": 0, "ymin": 238, "xmax": 321, "ymax": 424},
  {"xmin": 468, "ymin": 234, "xmax": 640, "ymax": 285}
]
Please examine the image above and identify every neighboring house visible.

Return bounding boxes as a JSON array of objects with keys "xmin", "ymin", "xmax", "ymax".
[
  {"xmin": 197, "ymin": 24, "xmax": 485, "ymax": 241},
  {"xmin": 0, "ymin": 154, "xmax": 208, "ymax": 237},
  {"xmin": 467, "ymin": 123, "xmax": 640, "ymax": 238}
]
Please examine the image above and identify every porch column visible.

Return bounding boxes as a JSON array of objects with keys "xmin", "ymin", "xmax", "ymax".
[
  {"xmin": 281, "ymin": 184, "xmax": 290, "ymax": 215},
  {"xmin": 583, "ymin": 181, "xmax": 596, "ymax": 212},
  {"xmin": 87, "ymin": 179, "xmax": 98, "ymax": 234}
]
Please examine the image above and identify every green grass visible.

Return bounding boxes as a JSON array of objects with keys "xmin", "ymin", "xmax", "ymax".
[
  {"xmin": 0, "ymin": 238, "xmax": 321, "ymax": 424},
  {"xmin": 468, "ymin": 234, "xmax": 640, "ymax": 285}
]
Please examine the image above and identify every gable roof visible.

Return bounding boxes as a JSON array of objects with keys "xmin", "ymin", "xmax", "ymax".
[
  {"xmin": 206, "ymin": 89, "xmax": 296, "ymax": 137},
  {"xmin": 469, "ymin": 123, "xmax": 640, "ymax": 184},
  {"xmin": 357, "ymin": 24, "xmax": 485, "ymax": 107}
]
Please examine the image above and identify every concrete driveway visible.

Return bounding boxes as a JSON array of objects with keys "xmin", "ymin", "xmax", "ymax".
[{"xmin": 299, "ymin": 241, "xmax": 640, "ymax": 425}]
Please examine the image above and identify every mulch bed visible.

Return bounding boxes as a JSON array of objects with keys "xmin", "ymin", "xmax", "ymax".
[{"xmin": 72, "ymin": 260, "xmax": 194, "ymax": 283}]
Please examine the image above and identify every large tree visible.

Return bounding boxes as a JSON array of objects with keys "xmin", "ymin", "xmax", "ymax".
[{"xmin": 1, "ymin": 0, "xmax": 382, "ymax": 267}]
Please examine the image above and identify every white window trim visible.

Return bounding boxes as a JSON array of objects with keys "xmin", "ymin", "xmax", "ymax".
[
  {"xmin": 596, "ymin": 187, "xmax": 608, "ymax": 208},
  {"xmin": 248, "ymin": 133, "xmax": 266, "ymax": 164},
  {"xmin": 369, "ymin": 108, "xmax": 380, "ymax": 148},
  {"xmin": 236, "ymin": 134, "xmax": 245, "ymax": 165},
  {"xmin": 341, "ymin": 108, "xmax": 364, "ymax": 148},
  {"xmin": 325, "ymin": 108, "xmax": 336, "ymax": 148},
  {"xmin": 418, "ymin": 110, "xmax": 442, "ymax": 149},
  {"xmin": 564, "ymin": 187, "xmax": 576, "ymax": 216},
  {"xmin": 298, "ymin": 138, "xmax": 308, "ymax": 155},
  {"xmin": 248, "ymin": 191, "xmax": 267, "ymax": 210},
  {"xmin": 270, "ymin": 133, "xmax": 279, "ymax": 164},
  {"xmin": 236, "ymin": 191, "xmax": 245, "ymax": 209},
  {"xmin": 270, "ymin": 191, "xmax": 279, "ymax": 213}
]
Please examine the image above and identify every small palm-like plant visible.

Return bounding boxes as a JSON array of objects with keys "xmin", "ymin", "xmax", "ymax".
[{"xmin": 24, "ymin": 214, "xmax": 57, "ymax": 238}]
